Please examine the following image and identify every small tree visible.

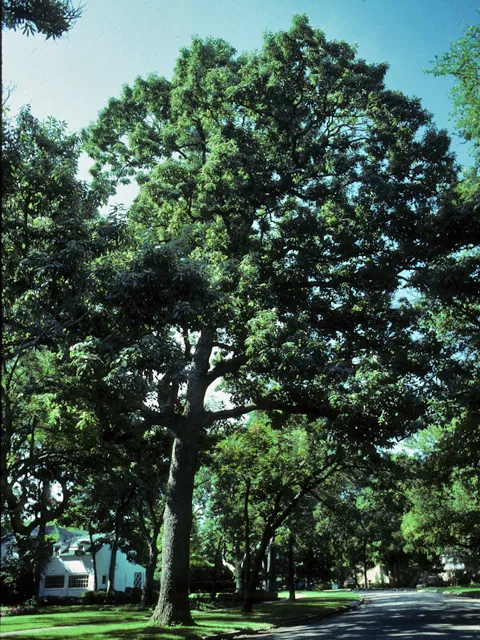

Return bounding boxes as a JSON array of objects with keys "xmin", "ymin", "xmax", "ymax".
[{"xmin": 209, "ymin": 415, "xmax": 347, "ymax": 610}]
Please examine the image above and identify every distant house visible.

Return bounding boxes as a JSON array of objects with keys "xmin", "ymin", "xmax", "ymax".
[
  {"xmin": 1, "ymin": 526, "xmax": 146, "ymax": 598},
  {"xmin": 363, "ymin": 565, "xmax": 390, "ymax": 586}
]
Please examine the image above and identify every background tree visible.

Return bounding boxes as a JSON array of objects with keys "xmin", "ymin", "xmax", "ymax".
[
  {"xmin": 314, "ymin": 467, "xmax": 406, "ymax": 588},
  {"xmin": 1, "ymin": 106, "xmax": 106, "ymax": 598},
  {"xmin": 282, "ymin": 500, "xmax": 336, "ymax": 589},
  {"xmin": 209, "ymin": 415, "xmax": 348, "ymax": 610},
  {"xmin": 60, "ymin": 428, "xmax": 169, "ymax": 603},
  {"xmin": 400, "ymin": 425, "xmax": 480, "ymax": 580},
  {"xmin": 428, "ymin": 13, "xmax": 480, "ymax": 170},
  {"xmin": 408, "ymin": 16, "xmax": 480, "ymax": 580}
]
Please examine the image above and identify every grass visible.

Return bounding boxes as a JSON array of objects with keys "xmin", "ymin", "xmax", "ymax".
[
  {"xmin": 419, "ymin": 586, "xmax": 480, "ymax": 598},
  {"xmin": 433, "ymin": 586, "xmax": 480, "ymax": 597},
  {"xmin": 0, "ymin": 590, "xmax": 359, "ymax": 639},
  {"xmin": 0, "ymin": 610, "xmax": 149, "ymax": 632}
]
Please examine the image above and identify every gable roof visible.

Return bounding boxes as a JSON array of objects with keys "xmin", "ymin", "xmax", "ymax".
[{"xmin": 1, "ymin": 525, "xmax": 108, "ymax": 554}]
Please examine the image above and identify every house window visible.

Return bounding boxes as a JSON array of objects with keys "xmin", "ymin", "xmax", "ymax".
[
  {"xmin": 45, "ymin": 575, "xmax": 65, "ymax": 589},
  {"xmin": 68, "ymin": 574, "xmax": 89, "ymax": 588},
  {"xmin": 102, "ymin": 575, "xmax": 107, "ymax": 585},
  {"xmin": 133, "ymin": 572, "xmax": 143, "ymax": 588}
]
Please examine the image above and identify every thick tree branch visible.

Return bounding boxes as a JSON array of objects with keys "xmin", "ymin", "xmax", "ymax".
[
  {"xmin": 207, "ymin": 355, "xmax": 248, "ymax": 383},
  {"xmin": 204, "ymin": 397, "xmax": 337, "ymax": 425},
  {"xmin": 129, "ymin": 400, "xmax": 187, "ymax": 435}
]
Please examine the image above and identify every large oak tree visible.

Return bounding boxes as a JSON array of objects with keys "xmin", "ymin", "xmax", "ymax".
[{"xmin": 83, "ymin": 16, "xmax": 461, "ymax": 624}]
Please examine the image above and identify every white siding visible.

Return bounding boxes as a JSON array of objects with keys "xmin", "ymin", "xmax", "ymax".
[
  {"xmin": 3, "ymin": 534, "xmax": 146, "ymax": 598},
  {"xmin": 40, "ymin": 555, "xmax": 95, "ymax": 597}
]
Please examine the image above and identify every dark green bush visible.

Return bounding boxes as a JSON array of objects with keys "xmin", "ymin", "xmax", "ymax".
[{"xmin": 80, "ymin": 589, "xmax": 142, "ymax": 605}]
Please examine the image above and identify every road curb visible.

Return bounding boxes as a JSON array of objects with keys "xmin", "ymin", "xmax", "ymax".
[{"xmin": 200, "ymin": 598, "xmax": 364, "ymax": 640}]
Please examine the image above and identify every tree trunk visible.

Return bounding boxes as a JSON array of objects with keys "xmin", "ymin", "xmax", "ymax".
[
  {"xmin": 210, "ymin": 541, "xmax": 223, "ymax": 601},
  {"xmin": 244, "ymin": 534, "xmax": 277, "ymax": 609},
  {"xmin": 138, "ymin": 500, "xmax": 162, "ymax": 608},
  {"xmin": 107, "ymin": 535, "xmax": 119, "ymax": 593},
  {"xmin": 242, "ymin": 479, "xmax": 252, "ymax": 613},
  {"xmin": 107, "ymin": 487, "xmax": 136, "ymax": 595},
  {"xmin": 142, "ymin": 544, "xmax": 159, "ymax": 607},
  {"xmin": 234, "ymin": 557, "xmax": 243, "ymax": 592},
  {"xmin": 142, "ymin": 517, "xmax": 161, "ymax": 607},
  {"xmin": 287, "ymin": 532, "xmax": 295, "ymax": 601},
  {"xmin": 152, "ymin": 429, "xmax": 199, "ymax": 625},
  {"xmin": 363, "ymin": 540, "xmax": 368, "ymax": 589},
  {"xmin": 88, "ymin": 526, "xmax": 98, "ymax": 592},
  {"xmin": 33, "ymin": 519, "xmax": 46, "ymax": 602},
  {"xmin": 267, "ymin": 539, "xmax": 276, "ymax": 593},
  {"xmin": 33, "ymin": 481, "xmax": 49, "ymax": 602}
]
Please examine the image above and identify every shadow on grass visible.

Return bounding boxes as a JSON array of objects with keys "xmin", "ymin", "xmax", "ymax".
[
  {"xmin": 0, "ymin": 596, "xmax": 358, "ymax": 640},
  {"xmin": 100, "ymin": 597, "xmax": 357, "ymax": 639}
]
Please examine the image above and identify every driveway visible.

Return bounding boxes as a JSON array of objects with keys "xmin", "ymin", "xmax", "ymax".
[{"xmin": 250, "ymin": 590, "xmax": 480, "ymax": 639}]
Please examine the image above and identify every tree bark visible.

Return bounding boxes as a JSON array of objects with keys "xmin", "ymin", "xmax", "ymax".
[
  {"xmin": 151, "ymin": 327, "xmax": 214, "ymax": 625},
  {"xmin": 107, "ymin": 535, "xmax": 119, "ymax": 593},
  {"xmin": 234, "ymin": 557, "xmax": 243, "ymax": 592},
  {"xmin": 267, "ymin": 539, "xmax": 276, "ymax": 593},
  {"xmin": 142, "ymin": 523, "xmax": 161, "ymax": 607},
  {"xmin": 88, "ymin": 526, "xmax": 98, "ymax": 592},
  {"xmin": 33, "ymin": 480, "xmax": 50, "ymax": 602},
  {"xmin": 363, "ymin": 540, "xmax": 368, "ymax": 589},
  {"xmin": 287, "ymin": 532, "xmax": 296, "ymax": 601},
  {"xmin": 152, "ymin": 428, "xmax": 200, "ymax": 625},
  {"xmin": 241, "ymin": 479, "xmax": 252, "ymax": 613},
  {"xmin": 143, "ymin": 546, "xmax": 159, "ymax": 607}
]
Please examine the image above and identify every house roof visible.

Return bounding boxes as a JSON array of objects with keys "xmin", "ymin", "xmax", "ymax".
[{"xmin": 1, "ymin": 525, "xmax": 108, "ymax": 555}]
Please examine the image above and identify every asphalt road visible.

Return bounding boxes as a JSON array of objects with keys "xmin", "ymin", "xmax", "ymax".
[{"xmin": 252, "ymin": 591, "xmax": 480, "ymax": 640}]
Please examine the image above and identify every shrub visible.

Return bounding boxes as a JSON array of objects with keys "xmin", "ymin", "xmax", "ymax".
[
  {"xmin": 216, "ymin": 592, "xmax": 242, "ymax": 603},
  {"xmin": 0, "ymin": 605, "xmax": 38, "ymax": 617},
  {"xmin": 415, "ymin": 572, "xmax": 444, "ymax": 588},
  {"xmin": 81, "ymin": 589, "xmax": 142, "ymax": 605}
]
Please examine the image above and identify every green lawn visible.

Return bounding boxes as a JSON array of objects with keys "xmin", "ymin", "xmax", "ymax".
[
  {"xmin": 0, "ymin": 591, "xmax": 359, "ymax": 639},
  {"xmin": 438, "ymin": 586, "xmax": 480, "ymax": 597},
  {"xmin": 0, "ymin": 610, "xmax": 149, "ymax": 632},
  {"xmin": 419, "ymin": 586, "xmax": 480, "ymax": 598}
]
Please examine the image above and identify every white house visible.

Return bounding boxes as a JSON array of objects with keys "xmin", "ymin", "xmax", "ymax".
[{"xmin": 1, "ymin": 526, "xmax": 146, "ymax": 598}]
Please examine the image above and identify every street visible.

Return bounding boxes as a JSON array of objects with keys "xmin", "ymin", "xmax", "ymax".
[{"xmin": 251, "ymin": 591, "xmax": 480, "ymax": 639}]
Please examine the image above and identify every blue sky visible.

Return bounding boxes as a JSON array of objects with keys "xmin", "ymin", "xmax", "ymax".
[{"xmin": 3, "ymin": 0, "xmax": 478, "ymax": 173}]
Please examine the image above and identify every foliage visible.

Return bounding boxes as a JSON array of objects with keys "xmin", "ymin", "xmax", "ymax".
[
  {"xmin": 1, "ymin": 0, "xmax": 82, "ymax": 39},
  {"xmin": 408, "ymin": 19, "xmax": 480, "ymax": 565},
  {"xmin": 59, "ymin": 430, "xmax": 168, "ymax": 601},
  {"xmin": 83, "ymin": 15, "xmax": 459, "ymax": 446},
  {"xmin": 401, "ymin": 422, "xmax": 480, "ymax": 557},
  {"xmin": 197, "ymin": 415, "xmax": 348, "ymax": 595},
  {"xmin": 0, "ymin": 534, "xmax": 53, "ymax": 603},
  {"xmin": 428, "ymin": 14, "xmax": 480, "ymax": 169},
  {"xmin": 1, "ymin": 107, "xmax": 102, "ymax": 538}
]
